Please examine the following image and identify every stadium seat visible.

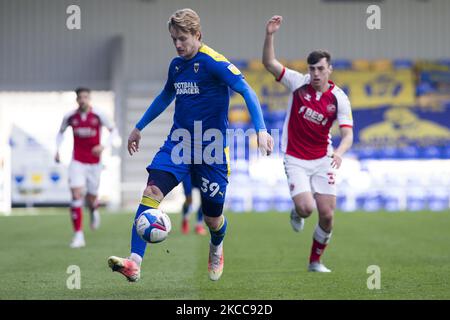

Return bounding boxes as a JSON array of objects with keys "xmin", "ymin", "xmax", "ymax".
[
  {"xmin": 361, "ymin": 192, "xmax": 384, "ymax": 212},
  {"xmin": 398, "ymin": 146, "xmax": 419, "ymax": 159},
  {"xmin": 352, "ymin": 59, "xmax": 371, "ymax": 71},
  {"xmin": 271, "ymin": 181, "xmax": 292, "ymax": 212},
  {"xmin": 332, "ymin": 59, "xmax": 352, "ymax": 70},
  {"xmin": 423, "ymin": 146, "xmax": 441, "ymax": 159},
  {"xmin": 226, "ymin": 174, "xmax": 253, "ymax": 212},
  {"xmin": 372, "ymin": 59, "xmax": 393, "ymax": 71},
  {"xmin": 229, "ymin": 108, "xmax": 250, "ymax": 123},
  {"xmin": 231, "ymin": 60, "xmax": 248, "ymax": 71},
  {"xmin": 381, "ymin": 187, "xmax": 404, "ymax": 211},
  {"xmin": 393, "ymin": 59, "xmax": 414, "ymax": 69},
  {"xmin": 264, "ymin": 109, "xmax": 286, "ymax": 131},
  {"xmin": 358, "ymin": 146, "xmax": 380, "ymax": 159},
  {"xmin": 338, "ymin": 197, "xmax": 358, "ymax": 212},
  {"xmin": 427, "ymin": 187, "xmax": 449, "ymax": 211},
  {"xmin": 437, "ymin": 59, "xmax": 450, "ymax": 67},
  {"xmin": 445, "ymin": 145, "xmax": 450, "ymax": 158},
  {"xmin": 379, "ymin": 146, "xmax": 400, "ymax": 159},
  {"xmin": 416, "ymin": 81, "xmax": 437, "ymax": 96},
  {"xmin": 251, "ymin": 184, "xmax": 275, "ymax": 212},
  {"xmin": 443, "ymin": 100, "xmax": 450, "ymax": 109},
  {"xmin": 248, "ymin": 59, "xmax": 265, "ymax": 71},
  {"xmin": 336, "ymin": 195, "xmax": 347, "ymax": 211},
  {"xmin": 384, "ymin": 198, "xmax": 402, "ymax": 212},
  {"xmin": 406, "ymin": 187, "xmax": 427, "ymax": 211}
]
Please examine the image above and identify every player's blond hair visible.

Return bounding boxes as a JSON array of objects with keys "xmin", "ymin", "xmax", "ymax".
[{"xmin": 168, "ymin": 8, "xmax": 202, "ymax": 40}]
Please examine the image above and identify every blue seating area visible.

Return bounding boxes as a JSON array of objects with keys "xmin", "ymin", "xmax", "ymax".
[
  {"xmin": 224, "ymin": 59, "xmax": 450, "ymax": 212},
  {"xmin": 228, "ymin": 59, "xmax": 450, "ymax": 160}
]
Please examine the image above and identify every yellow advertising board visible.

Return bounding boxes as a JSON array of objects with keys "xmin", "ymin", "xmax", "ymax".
[
  {"xmin": 230, "ymin": 69, "xmax": 416, "ymax": 113},
  {"xmin": 331, "ymin": 70, "xmax": 415, "ymax": 108}
]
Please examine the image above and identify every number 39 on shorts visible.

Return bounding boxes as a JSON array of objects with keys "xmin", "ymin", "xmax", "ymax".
[{"xmin": 201, "ymin": 177, "xmax": 220, "ymax": 197}]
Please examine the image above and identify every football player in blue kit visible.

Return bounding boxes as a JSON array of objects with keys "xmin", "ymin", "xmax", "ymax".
[{"xmin": 108, "ymin": 8, "xmax": 273, "ymax": 282}]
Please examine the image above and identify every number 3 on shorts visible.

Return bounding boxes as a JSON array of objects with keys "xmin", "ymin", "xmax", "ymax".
[
  {"xmin": 201, "ymin": 177, "xmax": 220, "ymax": 197},
  {"xmin": 327, "ymin": 172, "xmax": 335, "ymax": 185}
]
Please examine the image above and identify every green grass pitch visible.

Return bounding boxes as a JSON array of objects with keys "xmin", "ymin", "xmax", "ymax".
[{"xmin": 0, "ymin": 208, "xmax": 449, "ymax": 299}]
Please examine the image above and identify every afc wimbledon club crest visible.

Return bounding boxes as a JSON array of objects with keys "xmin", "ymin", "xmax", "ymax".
[{"xmin": 194, "ymin": 63, "xmax": 199, "ymax": 73}]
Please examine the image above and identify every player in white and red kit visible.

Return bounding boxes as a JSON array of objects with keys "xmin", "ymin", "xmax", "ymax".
[
  {"xmin": 55, "ymin": 87, "xmax": 118, "ymax": 248},
  {"xmin": 263, "ymin": 16, "xmax": 354, "ymax": 272}
]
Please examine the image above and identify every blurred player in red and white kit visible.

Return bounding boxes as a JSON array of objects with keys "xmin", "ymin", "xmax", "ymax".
[
  {"xmin": 263, "ymin": 16, "xmax": 354, "ymax": 272},
  {"xmin": 55, "ymin": 87, "xmax": 118, "ymax": 248}
]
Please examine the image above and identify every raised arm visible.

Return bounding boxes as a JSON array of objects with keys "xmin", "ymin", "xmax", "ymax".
[{"xmin": 262, "ymin": 15, "xmax": 284, "ymax": 79}]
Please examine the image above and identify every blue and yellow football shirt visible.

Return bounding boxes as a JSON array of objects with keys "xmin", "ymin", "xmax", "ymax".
[{"xmin": 163, "ymin": 44, "xmax": 244, "ymax": 146}]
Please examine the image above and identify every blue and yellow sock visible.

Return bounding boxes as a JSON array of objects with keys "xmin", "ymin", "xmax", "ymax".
[
  {"xmin": 197, "ymin": 207, "xmax": 204, "ymax": 224},
  {"xmin": 182, "ymin": 202, "xmax": 190, "ymax": 219},
  {"xmin": 130, "ymin": 196, "xmax": 160, "ymax": 259},
  {"xmin": 209, "ymin": 216, "xmax": 227, "ymax": 246}
]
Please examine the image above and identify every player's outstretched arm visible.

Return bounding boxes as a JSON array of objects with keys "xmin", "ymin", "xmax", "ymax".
[
  {"xmin": 55, "ymin": 132, "xmax": 64, "ymax": 163},
  {"xmin": 55, "ymin": 114, "xmax": 70, "ymax": 163},
  {"xmin": 229, "ymin": 79, "xmax": 274, "ymax": 156},
  {"xmin": 55, "ymin": 134, "xmax": 63, "ymax": 163},
  {"xmin": 331, "ymin": 127, "xmax": 353, "ymax": 169},
  {"xmin": 262, "ymin": 15, "xmax": 284, "ymax": 79},
  {"xmin": 128, "ymin": 88, "xmax": 175, "ymax": 156}
]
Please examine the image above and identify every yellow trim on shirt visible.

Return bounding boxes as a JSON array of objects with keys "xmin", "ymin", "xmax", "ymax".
[{"xmin": 199, "ymin": 44, "xmax": 229, "ymax": 63}]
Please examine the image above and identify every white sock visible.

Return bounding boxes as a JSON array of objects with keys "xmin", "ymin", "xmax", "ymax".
[
  {"xmin": 210, "ymin": 241, "xmax": 223, "ymax": 253},
  {"xmin": 74, "ymin": 230, "xmax": 84, "ymax": 237},
  {"xmin": 129, "ymin": 253, "xmax": 142, "ymax": 266},
  {"xmin": 313, "ymin": 225, "xmax": 332, "ymax": 245}
]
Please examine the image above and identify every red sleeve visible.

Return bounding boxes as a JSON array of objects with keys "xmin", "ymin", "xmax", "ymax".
[{"xmin": 275, "ymin": 67, "xmax": 286, "ymax": 82}]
